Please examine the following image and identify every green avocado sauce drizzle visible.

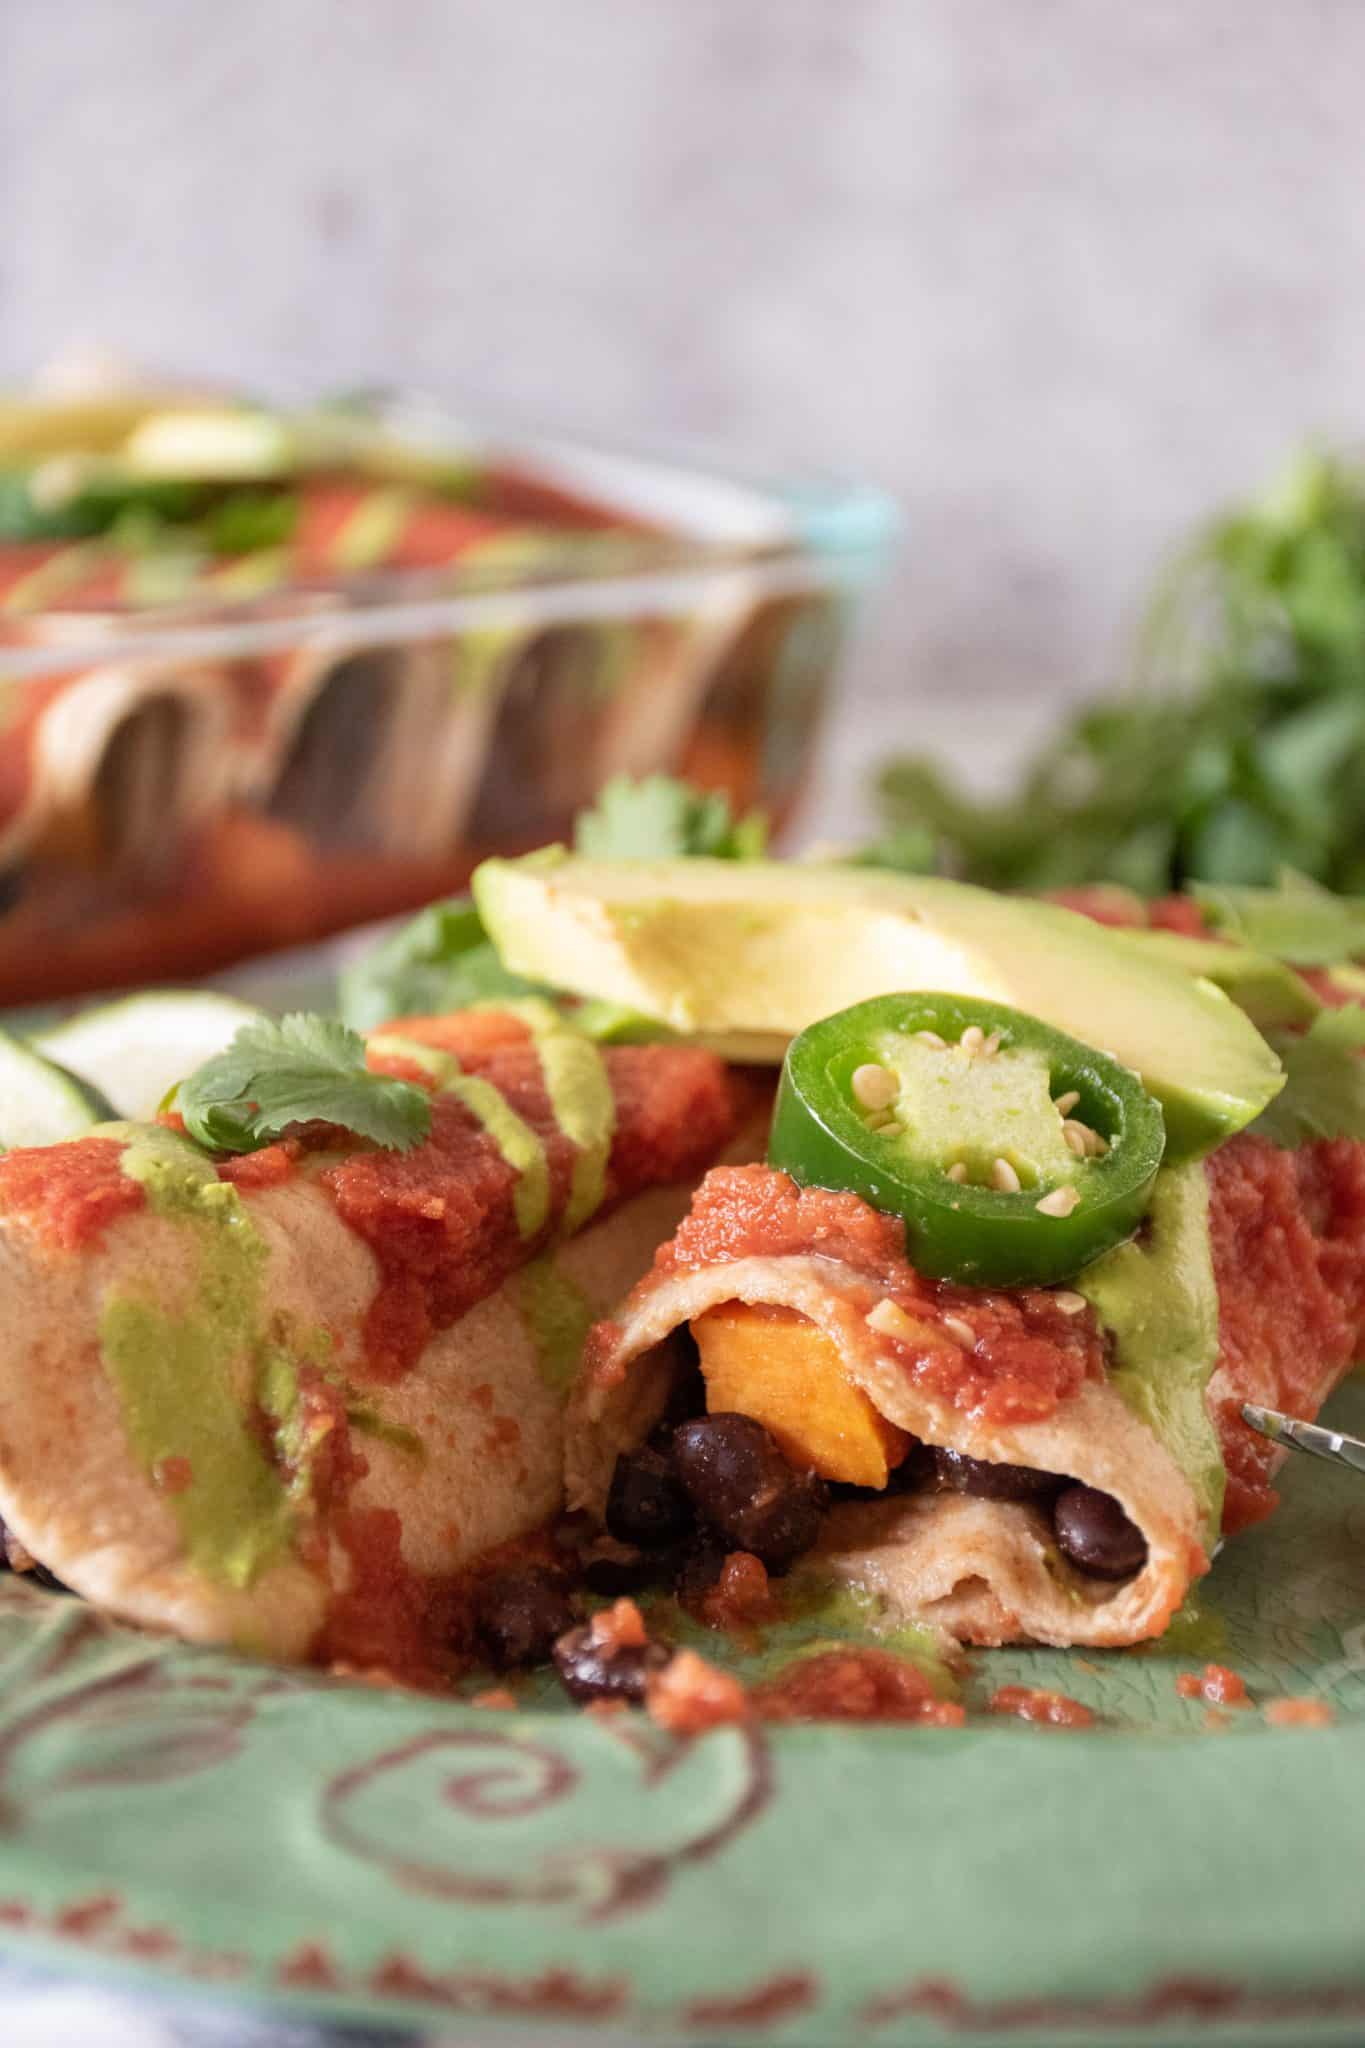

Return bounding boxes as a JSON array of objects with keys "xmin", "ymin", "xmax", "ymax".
[
  {"xmin": 1078, "ymin": 1159, "xmax": 1225, "ymax": 1544},
  {"xmin": 492, "ymin": 999, "xmax": 616, "ymax": 1232},
  {"xmin": 512, "ymin": 1255, "xmax": 601, "ymax": 1393},
  {"xmin": 368, "ymin": 1032, "xmax": 550, "ymax": 1237},
  {"xmin": 97, "ymin": 1126, "xmax": 295, "ymax": 1590}
]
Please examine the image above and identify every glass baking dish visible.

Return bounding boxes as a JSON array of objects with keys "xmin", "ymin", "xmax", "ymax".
[{"xmin": 0, "ymin": 389, "xmax": 896, "ymax": 1004}]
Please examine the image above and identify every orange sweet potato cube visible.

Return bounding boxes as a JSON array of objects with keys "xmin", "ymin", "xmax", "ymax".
[{"xmin": 691, "ymin": 1302, "xmax": 910, "ymax": 1489}]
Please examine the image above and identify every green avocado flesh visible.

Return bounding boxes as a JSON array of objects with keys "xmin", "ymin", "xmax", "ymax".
[
  {"xmin": 474, "ymin": 854, "xmax": 1284, "ymax": 1157},
  {"xmin": 97, "ymin": 1126, "xmax": 296, "ymax": 1588},
  {"xmin": 1109, "ymin": 930, "xmax": 1321, "ymax": 1031},
  {"xmin": 1078, "ymin": 1160, "xmax": 1224, "ymax": 1542}
]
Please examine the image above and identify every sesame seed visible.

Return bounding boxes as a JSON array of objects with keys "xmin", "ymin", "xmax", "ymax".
[
  {"xmin": 852, "ymin": 1062, "xmax": 898, "ymax": 1111},
  {"xmin": 1053, "ymin": 1090, "xmax": 1080, "ymax": 1117},
  {"xmin": 943, "ymin": 1314, "xmax": 976, "ymax": 1347},
  {"xmin": 1036, "ymin": 1185, "xmax": 1081, "ymax": 1217},
  {"xmin": 946, "ymin": 1161, "xmax": 969, "ymax": 1184},
  {"xmin": 991, "ymin": 1157, "xmax": 1021, "ymax": 1194},
  {"xmin": 1054, "ymin": 1290, "xmax": 1088, "ymax": 1314},
  {"xmin": 959, "ymin": 1025, "xmax": 986, "ymax": 1054},
  {"xmin": 866, "ymin": 1298, "xmax": 916, "ymax": 1342},
  {"xmin": 915, "ymin": 1030, "xmax": 948, "ymax": 1050}
]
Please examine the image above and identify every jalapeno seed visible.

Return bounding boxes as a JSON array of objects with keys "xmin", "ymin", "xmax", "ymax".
[
  {"xmin": 851, "ymin": 1063, "xmax": 898, "ymax": 1111},
  {"xmin": 1053, "ymin": 1484, "xmax": 1148, "ymax": 1578}
]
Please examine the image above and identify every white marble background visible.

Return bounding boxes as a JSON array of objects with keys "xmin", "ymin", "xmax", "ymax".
[{"xmin": 4, "ymin": 0, "xmax": 1365, "ymax": 833}]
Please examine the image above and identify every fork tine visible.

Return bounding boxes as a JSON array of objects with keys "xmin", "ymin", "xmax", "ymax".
[{"xmin": 1241, "ymin": 1403, "xmax": 1365, "ymax": 1477}]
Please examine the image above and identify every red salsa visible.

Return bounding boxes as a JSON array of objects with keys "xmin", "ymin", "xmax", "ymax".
[
  {"xmin": 647, "ymin": 1164, "xmax": 1103, "ymax": 1427},
  {"xmin": 0, "ymin": 1136, "xmax": 144, "ymax": 1252}
]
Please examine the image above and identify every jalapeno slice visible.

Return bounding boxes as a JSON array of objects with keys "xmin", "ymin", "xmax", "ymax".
[{"xmin": 768, "ymin": 992, "xmax": 1165, "ymax": 1288}]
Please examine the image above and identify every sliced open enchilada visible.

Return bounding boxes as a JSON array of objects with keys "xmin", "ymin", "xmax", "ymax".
[{"xmin": 506, "ymin": 856, "xmax": 1365, "ymax": 1652}]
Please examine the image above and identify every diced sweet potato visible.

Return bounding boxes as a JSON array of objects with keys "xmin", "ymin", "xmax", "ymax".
[{"xmin": 691, "ymin": 1302, "xmax": 910, "ymax": 1488}]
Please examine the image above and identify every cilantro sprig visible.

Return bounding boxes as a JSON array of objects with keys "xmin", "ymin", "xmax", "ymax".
[
  {"xmin": 339, "ymin": 898, "xmax": 542, "ymax": 1033},
  {"xmin": 574, "ymin": 775, "xmax": 768, "ymax": 862},
  {"xmin": 178, "ymin": 1014, "xmax": 431, "ymax": 1155},
  {"xmin": 879, "ymin": 447, "xmax": 1365, "ymax": 894}
]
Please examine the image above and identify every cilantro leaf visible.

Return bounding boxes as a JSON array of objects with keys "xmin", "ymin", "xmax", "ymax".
[
  {"xmin": 1190, "ymin": 873, "xmax": 1365, "ymax": 967},
  {"xmin": 1250, "ymin": 1005, "xmax": 1365, "ymax": 1147},
  {"xmin": 338, "ymin": 898, "xmax": 544, "ymax": 1033},
  {"xmin": 574, "ymin": 775, "xmax": 767, "ymax": 862},
  {"xmin": 179, "ymin": 1013, "xmax": 430, "ymax": 1154}
]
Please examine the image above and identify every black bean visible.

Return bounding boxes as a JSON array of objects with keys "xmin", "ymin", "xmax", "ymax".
[
  {"xmin": 472, "ymin": 1566, "xmax": 576, "ymax": 1670},
  {"xmin": 672, "ymin": 1536, "xmax": 728, "ymax": 1603},
  {"xmin": 934, "ymin": 1447, "xmax": 1063, "ymax": 1503},
  {"xmin": 552, "ymin": 1623, "xmax": 673, "ymax": 1704},
  {"xmin": 887, "ymin": 1439, "xmax": 936, "ymax": 1495},
  {"xmin": 671, "ymin": 1413, "xmax": 827, "ymax": 1574},
  {"xmin": 652, "ymin": 1327, "xmax": 706, "ymax": 1432},
  {"xmin": 1053, "ymin": 1484, "xmax": 1148, "ymax": 1579},
  {"xmin": 582, "ymin": 1548, "xmax": 666, "ymax": 1598},
  {"xmin": 605, "ymin": 1444, "xmax": 694, "ymax": 1550}
]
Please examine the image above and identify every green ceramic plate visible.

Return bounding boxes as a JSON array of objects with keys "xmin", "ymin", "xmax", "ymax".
[
  {"xmin": 3, "ymin": 950, "xmax": 1365, "ymax": 2045},
  {"xmin": 1, "ymin": 1381, "xmax": 1364, "ymax": 2047}
]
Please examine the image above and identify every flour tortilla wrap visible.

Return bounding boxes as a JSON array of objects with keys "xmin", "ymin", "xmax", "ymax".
[
  {"xmin": 570, "ymin": 1131, "xmax": 1365, "ymax": 1649},
  {"xmin": 569, "ymin": 1243, "xmax": 1205, "ymax": 1649},
  {"xmin": 0, "ymin": 1022, "xmax": 760, "ymax": 1667}
]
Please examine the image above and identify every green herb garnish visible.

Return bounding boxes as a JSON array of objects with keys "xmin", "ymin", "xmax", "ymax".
[
  {"xmin": 338, "ymin": 899, "xmax": 543, "ymax": 1033},
  {"xmin": 178, "ymin": 1014, "xmax": 430, "ymax": 1155},
  {"xmin": 1189, "ymin": 870, "xmax": 1365, "ymax": 967},
  {"xmin": 879, "ymin": 448, "xmax": 1365, "ymax": 893},
  {"xmin": 574, "ymin": 774, "xmax": 767, "ymax": 862},
  {"xmin": 1251, "ymin": 1005, "xmax": 1365, "ymax": 1147}
]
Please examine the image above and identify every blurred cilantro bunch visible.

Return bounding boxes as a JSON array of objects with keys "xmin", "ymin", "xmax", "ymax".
[{"xmin": 879, "ymin": 448, "xmax": 1365, "ymax": 893}]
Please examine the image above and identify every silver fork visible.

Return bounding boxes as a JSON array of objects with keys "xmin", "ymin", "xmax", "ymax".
[{"xmin": 1242, "ymin": 1402, "xmax": 1365, "ymax": 1476}]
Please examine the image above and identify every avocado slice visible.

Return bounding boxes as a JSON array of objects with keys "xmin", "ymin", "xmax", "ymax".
[
  {"xmin": 1109, "ymin": 929, "xmax": 1321, "ymax": 1031},
  {"xmin": 473, "ymin": 854, "xmax": 1284, "ymax": 1156}
]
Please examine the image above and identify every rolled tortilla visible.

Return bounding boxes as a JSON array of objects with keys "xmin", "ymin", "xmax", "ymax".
[
  {"xmin": 0, "ymin": 644, "xmax": 232, "ymax": 883},
  {"xmin": 0, "ymin": 1013, "xmax": 760, "ymax": 1672},
  {"xmin": 568, "ymin": 1134, "xmax": 1365, "ymax": 1649}
]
